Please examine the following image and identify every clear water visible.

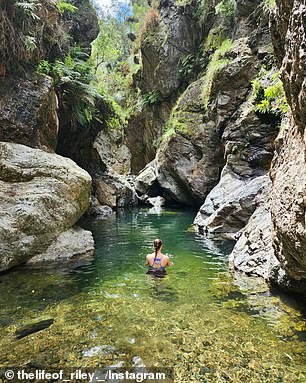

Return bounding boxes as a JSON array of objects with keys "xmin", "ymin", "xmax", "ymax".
[{"xmin": 0, "ymin": 208, "xmax": 305, "ymax": 383}]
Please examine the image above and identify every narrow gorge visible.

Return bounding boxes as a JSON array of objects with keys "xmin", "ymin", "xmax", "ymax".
[{"xmin": 0, "ymin": 0, "xmax": 305, "ymax": 382}]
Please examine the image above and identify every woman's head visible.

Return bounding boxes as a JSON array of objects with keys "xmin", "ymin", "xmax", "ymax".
[{"xmin": 153, "ymin": 238, "xmax": 162, "ymax": 253}]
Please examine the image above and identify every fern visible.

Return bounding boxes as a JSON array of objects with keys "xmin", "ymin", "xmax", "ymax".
[
  {"xmin": 215, "ymin": 0, "xmax": 235, "ymax": 17},
  {"xmin": 142, "ymin": 91, "xmax": 162, "ymax": 107},
  {"xmin": 15, "ymin": 1, "xmax": 40, "ymax": 20},
  {"xmin": 252, "ymin": 69, "xmax": 289, "ymax": 116},
  {"xmin": 37, "ymin": 53, "xmax": 101, "ymax": 127},
  {"xmin": 23, "ymin": 35, "xmax": 37, "ymax": 52},
  {"xmin": 57, "ymin": 0, "xmax": 78, "ymax": 14}
]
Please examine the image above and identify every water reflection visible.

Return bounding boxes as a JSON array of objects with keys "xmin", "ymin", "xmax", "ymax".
[{"xmin": 0, "ymin": 208, "xmax": 305, "ymax": 383}]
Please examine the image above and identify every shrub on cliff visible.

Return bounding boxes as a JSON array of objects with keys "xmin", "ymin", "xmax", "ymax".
[
  {"xmin": 0, "ymin": 0, "xmax": 70, "ymax": 75},
  {"xmin": 38, "ymin": 51, "xmax": 106, "ymax": 128}
]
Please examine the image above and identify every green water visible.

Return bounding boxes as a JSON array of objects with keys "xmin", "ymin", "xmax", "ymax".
[{"xmin": 0, "ymin": 208, "xmax": 305, "ymax": 383}]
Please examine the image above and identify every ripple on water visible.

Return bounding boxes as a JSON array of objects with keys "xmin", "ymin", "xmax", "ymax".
[{"xmin": 0, "ymin": 208, "xmax": 305, "ymax": 382}]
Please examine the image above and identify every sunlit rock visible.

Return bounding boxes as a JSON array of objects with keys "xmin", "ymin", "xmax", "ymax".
[{"xmin": 0, "ymin": 141, "xmax": 92, "ymax": 271}]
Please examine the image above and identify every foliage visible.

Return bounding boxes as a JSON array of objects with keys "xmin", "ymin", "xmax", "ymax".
[
  {"xmin": 138, "ymin": 7, "xmax": 160, "ymax": 44},
  {"xmin": 175, "ymin": 0, "xmax": 193, "ymax": 6},
  {"xmin": 38, "ymin": 52, "xmax": 103, "ymax": 127},
  {"xmin": 15, "ymin": 0, "xmax": 40, "ymax": 20},
  {"xmin": 57, "ymin": 0, "xmax": 77, "ymax": 14},
  {"xmin": 261, "ymin": 0, "xmax": 276, "ymax": 13},
  {"xmin": 251, "ymin": 68, "xmax": 289, "ymax": 117},
  {"xmin": 23, "ymin": 35, "xmax": 37, "ymax": 52},
  {"xmin": 178, "ymin": 54, "xmax": 196, "ymax": 79},
  {"xmin": 92, "ymin": 0, "xmax": 149, "ymax": 68},
  {"xmin": 142, "ymin": 91, "xmax": 162, "ymax": 107},
  {"xmin": 203, "ymin": 27, "xmax": 227, "ymax": 52},
  {"xmin": 0, "ymin": 0, "xmax": 71, "ymax": 73},
  {"xmin": 92, "ymin": 19, "xmax": 122, "ymax": 69},
  {"xmin": 90, "ymin": 0, "xmax": 151, "ymax": 131},
  {"xmin": 0, "ymin": 0, "xmax": 41, "ymax": 69},
  {"xmin": 215, "ymin": 0, "xmax": 235, "ymax": 17},
  {"xmin": 202, "ymin": 39, "xmax": 233, "ymax": 109}
]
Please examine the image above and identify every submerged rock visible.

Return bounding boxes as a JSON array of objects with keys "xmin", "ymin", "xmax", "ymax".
[
  {"xmin": 0, "ymin": 142, "xmax": 92, "ymax": 271},
  {"xmin": 15, "ymin": 316, "xmax": 54, "ymax": 339},
  {"xmin": 82, "ymin": 345, "xmax": 115, "ymax": 357},
  {"xmin": 132, "ymin": 356, "xmax": 146, "ymax": 368}
]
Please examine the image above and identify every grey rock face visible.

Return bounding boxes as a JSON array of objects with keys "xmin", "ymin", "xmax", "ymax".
[
  {"xmin": 229, "ymin": 199, "xmax": 277, "ymax": 279},
  {"xmin": 94, "ymin": 130, "xmax": 132, "ymax": 176},
  {"xmin": 268, "ymin": 0, "xmax": 306, "ymax": 294},
  {"xmin": 95, "ymin": 175, "xmax": 137, "ymax": 208},
  {"xmin": 194, "ymin": 95, "xmax": 278, "ymax": 233},
  {"xmin": 194, "ymin": 172, "xmax": 270, "ymax": 236},
  {"xmin": 270, "ymin": 121, "xmax": 306, "ymax": 287},
  {"xmin": 0, "ymin": 142, "xmax": 92, "ymax": 271},
  {"xmin": 155, "ymin": 38, "xmax": 260, "ymax": 206},
  {"xmin": 139, "ymin": 0, "xmax": 200, "ymax": 98},
  {"xmin": 0, "ymin": 75, "xmax": 59, "ymax": 152},
  {"xmin": 92, "ymin": 129, "xmax": 137, "ymax": 208},
  {"xmin": 135, "ymin": 160, "xmax": 159, "ymax": 196}
]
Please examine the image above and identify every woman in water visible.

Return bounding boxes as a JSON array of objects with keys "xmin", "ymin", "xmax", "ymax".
[{"xmin": 146, "ymin": 238, "xmax": 171, "ymax": 276}]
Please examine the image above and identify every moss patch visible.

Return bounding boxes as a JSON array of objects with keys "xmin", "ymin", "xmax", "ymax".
[{"xmin": 202, "ymin": 38, "xmax": 233, "ymax": 109}]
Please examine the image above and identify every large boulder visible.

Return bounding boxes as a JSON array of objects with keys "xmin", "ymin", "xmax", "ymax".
[
  {"xmin": 27, "ymin": 227, "xmax": 94, "ymax": 266},
  {"xmin": 229, "ymin": 201, "xmax": 276, "ymax": 278},
  {"xmin": 270, "ymin": 119, "xmax": 306, "ymax": 293},
  {"xmin": 230, "ymin": 197, "xmax": 306, "ymax": 294},
  {"xmin": 95, "ymin": 174, "xmax": 137, "ymax": 208},
  {"xmin": 93, "ymin": 129, "xmax": 137, "ymax": 208},
  {"xmin": 0, "ymin": 75, "xmax": 59, "ymax": 152},
  {"xmin": 228, "ymin": 0, "xmax": 306, "ymax": 295},
  {"xmin": 0, "ymin": 142, "xmax": 92, "ymax": 271},
  {"xmin": 194, "ymin": 172, "xmax": 270, "ymax": 236},
  {"xmin": 135, "ymin": 160, "xmax": 160, "ymax": 196},
  {"xmin": 94, "ymin": 129, "xmax": 132, "ymax": 175}
]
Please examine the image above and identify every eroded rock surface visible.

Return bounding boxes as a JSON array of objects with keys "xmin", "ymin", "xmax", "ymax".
[
  {"xmin": 138, "ymin": 0, "xmax": 200, "ymax": 98},
  {"xmin": 268, "ymin": 0, "xmax": 306, "ymax": 293},
  {"xmin": 194, "ymin": 173, "xmax": 270, "ymax": 236},
  {"xmin": 228, "ymin": 0, "xmax": 306, "ymax": 295},
  {"xmin": 0, "ymin": 142, "xmax": 92, "ymax": 271},
  {"xmin": 0, "ymin": 75, "xmax": 59, "ymax": 152},
  {"xmin": 154, "ymin": 37, "xmax": 270, "ymax": 206}
]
